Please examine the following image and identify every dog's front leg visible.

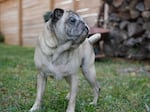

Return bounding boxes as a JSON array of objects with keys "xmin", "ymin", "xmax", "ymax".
[
  {"xmin": 30, "ymin": 72, "xmax": 47, "ymax": 112},
  {"xmin": 66, "ymin": 75, "xmax": 78, "ymax": 112}
]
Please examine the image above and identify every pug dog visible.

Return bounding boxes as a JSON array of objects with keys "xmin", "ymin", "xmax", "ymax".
[{"xmin": 30, "ymin": 8, "xmax": 101, "ymax": 112}]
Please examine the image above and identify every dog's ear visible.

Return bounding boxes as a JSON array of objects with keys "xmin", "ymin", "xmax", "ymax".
[
  {"xmin": 43, "ymin": 11, "xmax": 52, "ymax": 23},
  {"xmin": 51, "ymin": 8, "xmax": 64, "ymax": 23}
]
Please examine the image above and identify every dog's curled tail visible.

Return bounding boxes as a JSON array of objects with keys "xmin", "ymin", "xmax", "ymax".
[{"xmin": 88, "ymin": 33, "xmax": 101, "ymax": 45}]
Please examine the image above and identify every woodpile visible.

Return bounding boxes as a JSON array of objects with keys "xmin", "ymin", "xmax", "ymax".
[{"xmin": 98, "ymin": 0, "xmax": 150, "ymax": 59}]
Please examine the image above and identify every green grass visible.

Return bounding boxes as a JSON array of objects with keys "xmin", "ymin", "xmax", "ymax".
[{"xmin": 0, "ymin": 43, "xmax": 150, "ymax": 112}]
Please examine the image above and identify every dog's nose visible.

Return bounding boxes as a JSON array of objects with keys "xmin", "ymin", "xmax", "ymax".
[
  {"xmin": 85, "ymin": 26, "xmax": 89, "ymax": 33},
  {"xmin": 85, "ymin": 24, "xmax": 89, "ymax": 31}
]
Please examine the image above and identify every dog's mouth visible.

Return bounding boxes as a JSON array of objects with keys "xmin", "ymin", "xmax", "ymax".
[
  {"xmin": 66, "ymin": 21, "xmax": 89, "ymax": 44},
  {"xmin": 67, "ymin": 21, "xmax": 89, "ymax": 36},
  {"xmin": 67, "ymin": 26, "xmax": 88, "ymax": 37},
  {"xmin": 74, "ymin": 27, "xmax": 88, "ymax": 44}
]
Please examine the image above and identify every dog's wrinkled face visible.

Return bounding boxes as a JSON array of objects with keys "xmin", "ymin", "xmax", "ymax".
[
  {"xmin": 65, "ymin": 11, "xmax": 89, "ymax": 43},
  {"xmin": 44, "ymin": 8, "xmax": 89, "ymax": 44}
]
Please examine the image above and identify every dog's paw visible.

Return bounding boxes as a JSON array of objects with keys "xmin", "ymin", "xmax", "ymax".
[
  {"xmin": 66, "ymin": 108, "xmax": 75, "ymax": 112},
  {"xmin": 29, "ymin": 105, "xmax": 40, "ymax": 112},
  {"xmin": 65, "ymin": 93, "xmax": 70, "ymax": 100},
  {"xmin": 89, "ymin": 101, "xmax": 97, "ymax": 106}
]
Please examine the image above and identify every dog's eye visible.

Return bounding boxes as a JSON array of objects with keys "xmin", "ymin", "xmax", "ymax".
[{"xmin": 69, "ymin": 17, "xmax": 76, "ymax": 24}]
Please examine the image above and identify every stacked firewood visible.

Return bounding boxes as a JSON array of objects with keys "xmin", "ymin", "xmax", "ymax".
[{"xmin": 100, "ymin": 0, "xmax": 150, "ymax": 59}]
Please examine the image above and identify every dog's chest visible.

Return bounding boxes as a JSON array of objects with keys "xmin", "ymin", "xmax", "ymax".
[
  {"xmin": 53, "ymin": 51, "xmax": 71, "ymax": 65},
  {"xmin": 52, "ymin": 50, "xmax": 80, "ymax": 69},
  {"xmin": 47, "ymin": 50, "xmax": 81, "ymax": 79}
]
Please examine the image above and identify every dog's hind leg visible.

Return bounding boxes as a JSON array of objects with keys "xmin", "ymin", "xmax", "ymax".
[
  {"xmin": 30, "ymin": 72, "xmax": 47, "ymax": 112},
  {"xmin": 81, "ymin": 59, "xmax": 100, "ymax": 105}
]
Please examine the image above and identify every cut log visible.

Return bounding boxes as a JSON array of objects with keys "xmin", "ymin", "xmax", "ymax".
[
  {"xmin": 104, "ymin": 0, "xmax": 113, "ymax": 5},
  {"xmin": 112, "ymin": 0, "xmax": 123, "ymax": 8},
  {"xmin": 144, "ymin": 0, "xmax": 150, "ymax": 10},
  {"xmin": 130, "ymin": 10, "xmax": 140, "ymax": 19},
  {"xmin": 136, "ymin": 2, "xmax": 145, "ymax": 12},
  {"xmin": 143, "ymin": 22, "xmax": 150, "ymax": 39},
  {"xmin": 124, "ymin": 38, "xmax": 137, "ymax": 47},
  {"xmin": 118, "ymin": 11, "xmax": 131, "ymax": 20},
  {"xmin": 146, "ymin": 44, "xmax": 150, "ymax": 51},
  {"xmin": 143, "ymin": 22, "xmax": 150, "ymax": 31},
  {"xmin": 119, "ymin": 21, "xmax": 129, "ymax": 30},
  {"xmin": 142, "ymin": 11, "xmax": 150, "ymax": 20},
  {"xmin": 98, "ymin": 0, "xmax": 150, "ymax": 59},
  {"xmin": 137, "ymin": 18, "xmax": 144, "ymax": 25},
  {"xmin": 109, "ymin": 13, "xmax": 121, "ymax": 22},
  {"xmin": 145, "ymin": 31, "xmax": 150, "ymax": 39},
  {"xmin": 129, "ymin": 0, "xmax": 138, "ymax": 9},
  {"xmin": 127, "ymin": 23, "xmax": 143, "ymax": 37}
]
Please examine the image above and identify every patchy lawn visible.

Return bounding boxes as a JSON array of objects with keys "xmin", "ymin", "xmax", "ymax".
[{"xmin": 0, "ymin": 43, "xmax": 150, "ymax": 112}]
